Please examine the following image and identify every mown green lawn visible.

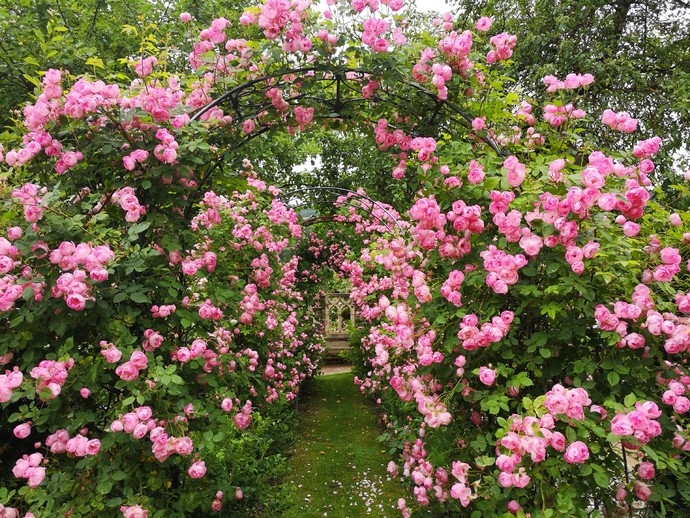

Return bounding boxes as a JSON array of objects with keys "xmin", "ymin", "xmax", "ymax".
[{"xmin": 284, "ymin": 371, "xmax": 405, "ymax": 518}]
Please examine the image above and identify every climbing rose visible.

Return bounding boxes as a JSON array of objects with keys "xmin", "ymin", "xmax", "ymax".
[
  {"xmin": 475, "ymin": 16, "xmax": 493, "ymax": 32},
  {"xmin": 188, "ymin": 460, "xmax": 206, "ymax": 478},
  {"xmin": 563, "ymin": 441, "xmax": 590, "ymax": 464},
  {"xmin": 638, "ymin": 461, "xmax": 655, "ymax": 480},
  {"xmin": 478, "ymin": 366, "xmax": 497, "ymax": 386}
]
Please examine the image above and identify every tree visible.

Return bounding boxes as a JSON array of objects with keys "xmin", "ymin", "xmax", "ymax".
[{"xmin": 450, "ymin": 0, "xmax": 690, "ymax": 175}]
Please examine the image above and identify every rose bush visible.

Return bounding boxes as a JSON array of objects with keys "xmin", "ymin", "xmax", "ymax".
[{"xmin": 1, "ymin": 0, "xmax": 688, "ymax": 516}]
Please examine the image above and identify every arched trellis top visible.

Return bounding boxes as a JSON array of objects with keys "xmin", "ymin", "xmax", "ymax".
[
  {"xmin": 278, "ymin": 186, "xmax": 406, "ymax": 235},
  {"xmin": 191, "ymin": 65, "xmax": 503, "ymax": 156}
]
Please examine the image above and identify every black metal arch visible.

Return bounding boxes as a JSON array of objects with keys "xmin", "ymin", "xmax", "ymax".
[
  {"xmin": 278, "ymin": 186, "xmax": 407, "ymax": 235},
  {"xmin": 191, "ymin": 65, "xmax": 503, "ymax": 155}
]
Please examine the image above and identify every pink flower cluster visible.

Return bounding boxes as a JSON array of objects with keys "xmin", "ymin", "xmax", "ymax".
[
  {"xmin": 293, "ymin": 106, "xmax": 314, "ymax": 130},
  {"xmin": 49, "ymin": 241, "xmax": 114, "ymax": 279},
  {"xmin": 239, "ymin": 283, "xmax": 266, "ymax": 324},
  {"xmin": 362, "ymin": 17, "xmax": 390, "ymax": 53},
  {"xmin": 542, "ymin": 73, "xmax": 594, "ymax": 92},
  {"xmin": 440, "ymin": 270, "xmax": 464, "ymax": 307},
  {"xmin": 200, "ymin": 17, "xmax": 231, "ymax": 44},
  {"xmin": 633, "ymin": 136, "xmax": 662, "ymax": 158},
  {"xmin": 416, "ymin": 329, "xmax": 441, "ymax": 366},
  {"xmin": 653, "ymin": 247, "xmax": 682, "ymax": 283},
  {"xmin": 661, "ymin": 379, "xmax": 690, "ymax": 414},
  {"xmin": 543, "ymin": 104, "xmax": 586, "ymax": 127},
  {"xmin": 11, "ymin": 183, "xmax": 46, "ymax": 222},
  {"xmin": 198, "ymin": 299, "xmax": 223, "ymax": 320},
  {"xmin": 100, "ymin": 341, "xmax": 123, "ymax": 363},
  {"xmin": 467, "ymin": 159, "xmax": 485, "ymax": 184},
  {"xmin": 132, "ymin": 56, "xmax": 158, "ymax": 78},
  {"xmin": 486, "ymin": 33, "xmax": 517, "ymax": 63},
  {"xmin": 151, "ymin": 304, "xmax": 176, "ymax": 318},
  {"xmin": 496, "ymin": 414, "xmax": 568, "ymax": 488},
  {"xmin": 431, "ymin": 63, "xmax": 452, "ymax": 100},
  {"xmin": 180, "ymin": 249, "xmax": 217, "ymax": 276},
  {"xmin": 12, "ymin": 453, "xmax": 45, "ymax": 488},
  {"xmin": 252, "ymin": 253, "xmax": 274, "ymax": 288},
  {"xmin": 503, "ymin": 156, "xmax": 526, "ymax": 187},
  {"xmin": 409, "ymin": 196, "xmax": 446, "ymax": 250},
  {"xmin": 457, "ymin": 312, "xmax": 513, "ymax": 350},
  {"xmin": 601, "ymin": 109, "xmax": 638, "ymax": 133},
  {"xmin": 174, "ymin": 339, "xmax": 208, "ymax": 363},
  {"xmin": 610, "ymin": 401, "xmax": 662, "ymax": 445},
  {"xmin": 252, "ymin": 0, "xmax": 310, "ymax": 47},
  {"xmin": 0, "ymin": 367, "xmax": 23, "ymax": 402},
  {"xmin": 437, "ymin": 30, "xmax": 473, "ymax": 72},
  {"xmin": 111, "ymin": 406, "xmax": 199, "ymax": 464},
  {"xmin": 544, "ymin": 384, "xmax": 592, "ymax": 420},
  {"xmin": 153, "ymin": 128, "xmax": 179, "ymax": 164},
  {"xmin": 122, "ymin": 149, "xmax": 149, "ymax": 171},
  {"xmin": 112, "ymin": 187, "xmax": 146, "ymax": 223},
  {"xmin": 62, "ymin": 77, "xmax": 120, "ymax": 119},
  {"xmin": 30, "ymin": 359, "xmax": 74, "ymax": 400},
  {"xmin": 234, "ymin": 400, "xmax": 253, "ymax": 430},
  {"xmin": 447, "ymin": 199, "xmax": 484, "ymax": 237},
  {"xmin": 480, "ymin": 245, "xmax": 527, "ymax": 294},
  {"xmin": 115, "ymin": 350, "xmax": 149, "ymax": 381},
  {"xmin": 0, "ymin": 236, "xmax": 20, "ymax": 275},
  {"xmin": 46, "ymin": 429, "xmax": 101, "ymax": 456},
  {"xmin": 141, "ymin": 334, "xmax": 164, "ymax": 354}
]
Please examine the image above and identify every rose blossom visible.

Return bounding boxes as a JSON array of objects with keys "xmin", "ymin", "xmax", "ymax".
[
  {"xmin": 563, "ymin": 441, "xmax": 589, "ymax": 464},
  {"xmin": 188, "ymin": 460, "xmax": 206, "ymax": 478},
  {"xmin": 478, "ymin": 366, "xmax": 497, "ymax": 386}
]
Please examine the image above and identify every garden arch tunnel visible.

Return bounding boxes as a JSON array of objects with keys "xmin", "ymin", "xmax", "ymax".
[
  {"xmin": 277, "ymin": 185, "xmax": 405, "ymax": 360},
  {"xmin": 190, "ymin": 63, "xmax": 505, "ymax": 361}
]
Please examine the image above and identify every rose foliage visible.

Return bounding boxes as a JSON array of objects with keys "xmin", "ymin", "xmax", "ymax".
[{"xmin": 1, "ymin": 0, "xmax": 689, "ymax": 517}]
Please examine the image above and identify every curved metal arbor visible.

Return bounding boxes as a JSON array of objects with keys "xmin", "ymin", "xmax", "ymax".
[
  {"xmin": 278, "ymin": 185, "xmax": 406, "ymax": 235},
  {"xmin": 191, "ymin": 65, "xmax": 502, "ymax": 155}
]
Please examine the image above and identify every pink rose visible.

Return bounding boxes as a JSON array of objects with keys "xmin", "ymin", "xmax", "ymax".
[
  {"xmin": 175, "ymin": 437, "xmax": 193, "ymax": 455},
  {"xmin": 129, "ymin": 351, "xmax": 148, "ymax": 370},
  {"xmin": 27, "ymin": 466, "xmax": 46, "ymax": 487},
  {"xmin": 180, "ymin": 12, "xmax": 192, "ymax": 23},
  {"xmin": 478, "ymin": 366, "xmax": 497, "ymax": 386},
  {"xmin": 115, "ymin": 362, "xmax": 140, "ymax": 381},
  {"xmin": 549, "ymin": 431, "xmax": 566, "ymax": 451},
  {"xmin": 634, "ymin": 481, "xmax": 652, "ymax": 501},
  {"xmin": 563, "ymin": 441, "xmax": 589, "ymax": 464},
  {"xmin": 13, "ymin": 422, "xmax": 31, "ymax": 439},
  {"xmin": 475, "ymin": 16, "xmax": 493, "ymax": 31},
  {"xmin": 120, "ymin": 505, "xmax": 148, "ymax": 518},
  {"xmin": 188, "ymin": 460, "xmax": 206, "ymax": 478},
  {"xmin": 234, "ymin": 412, "xmax": 251, "ymax": 430},
  {"xmin": 101, "ymin": 345, "xmax": 122, "ymax": 363},
  {"xmin": 670, "ymin": 213, "xmax": 682, "ymax": 227},
  {"xmin": 637, "ymin": 461, "xmax": 655, "ymax": 480}
]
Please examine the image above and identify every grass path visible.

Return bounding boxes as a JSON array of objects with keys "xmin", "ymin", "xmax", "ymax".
[{"xmin": 284, "ymin": 371, "xmax": 404, "ymax": 517}]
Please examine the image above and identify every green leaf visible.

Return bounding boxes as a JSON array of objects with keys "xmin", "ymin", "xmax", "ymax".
[
  {"xmin": 624, "ymin": 393, "xmax": 637, "ymax": 407},
  {"xmin": 130, "ymin": 292, "xmax": 148, "ymax": 304},
  {"xmin": 607, "ymin": 371, "xmax": 620, "ymax": 387},
  {"xmin": 593, "ymin": 471, "xmax": 609, "ymax": 488}
]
